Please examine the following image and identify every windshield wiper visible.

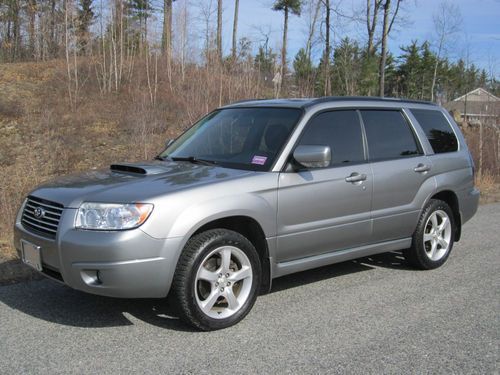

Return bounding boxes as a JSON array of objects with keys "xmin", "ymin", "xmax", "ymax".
[
  {"xmin": 170, "ymin": 156, "xmax": 218, "ymax": 166},
  {"xmin": 153, "ymin": 155, "xmax": 166, "ymax": 161}
]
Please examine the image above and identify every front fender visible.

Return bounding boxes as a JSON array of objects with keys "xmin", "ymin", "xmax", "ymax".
[{"xmin": 167, "ymin": 193, "xmax": 276, "ymax": 240}]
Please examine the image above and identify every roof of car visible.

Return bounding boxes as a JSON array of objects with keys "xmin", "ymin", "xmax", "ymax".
[{"xmin": 222, "ymin": 96, "xmax": 437, "ymax": 109}]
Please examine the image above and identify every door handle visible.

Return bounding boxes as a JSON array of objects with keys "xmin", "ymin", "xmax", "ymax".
[
  {"xmin": 345, "ymin": 173, "xmax": 367, "ymax": 183},
  {"xmin": 414, "ymin": 163, "xmax": 431, "ymax": 173}
]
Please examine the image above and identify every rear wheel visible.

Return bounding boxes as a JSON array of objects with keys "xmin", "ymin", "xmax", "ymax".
[
  {"xmin": 172, "ymin": 229, "xmax": 261, "ymax": 330},
  {"xmin": 404, "ymin": 199, "xmax": 455, "ymax": 270}
]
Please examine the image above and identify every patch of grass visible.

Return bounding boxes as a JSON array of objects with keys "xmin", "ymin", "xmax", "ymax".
[
  {"xmin": 0, "ymin": 97, "xmax": 24, "ymax": 117},
  {"xmin": 0, "ymin": 240, "xmax": 14, "ymax": 259},
  {"xmin": 476, "ymin": 172, "xmax": 500, "ymax": 204}
]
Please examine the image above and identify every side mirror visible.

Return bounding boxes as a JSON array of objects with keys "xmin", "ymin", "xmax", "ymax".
[
  {"xmin": 293, "ymin": 145, "xmax": 331, "ymax": 169},
  {"xmin": 165, "ymin": 139, "xmax": 174, "ymax": 148}
]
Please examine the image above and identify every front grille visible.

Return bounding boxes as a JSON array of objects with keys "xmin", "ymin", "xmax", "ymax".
[{"xmin": 21, "ymin": 196, "xmax": 64, "ymax": 238}]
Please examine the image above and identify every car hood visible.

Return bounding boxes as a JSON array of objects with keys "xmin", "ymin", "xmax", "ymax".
[{"xmin": 29, "ymin": 161, "xmax": 254, "ymax": 208}]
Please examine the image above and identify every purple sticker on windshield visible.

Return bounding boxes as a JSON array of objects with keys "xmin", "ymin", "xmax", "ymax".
[{"xmin": 251, "ymin": 155, "xmax": 268, "ymax": 165}]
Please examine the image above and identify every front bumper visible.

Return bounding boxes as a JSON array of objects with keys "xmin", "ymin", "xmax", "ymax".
[{"xmin": 14, "ymin": 207, "xmax": 184, "ymax": 298}]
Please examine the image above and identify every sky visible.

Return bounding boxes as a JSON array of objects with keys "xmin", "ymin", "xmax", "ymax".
[{"xmin": 215, "ymin": 0, "xmax": 500, "ymax": 77}]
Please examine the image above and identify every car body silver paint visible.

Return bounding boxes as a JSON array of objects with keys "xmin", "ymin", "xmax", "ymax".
[
  {"xmin": 13, "ymin": 98, "xmax": 479, "ymax": 298},
  {"xmin": 277, "ymin": 163, "xmax": 373, "ymax": 262}
]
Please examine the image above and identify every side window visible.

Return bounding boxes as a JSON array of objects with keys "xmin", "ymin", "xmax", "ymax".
[
  {"xmin": 298, "ymin": 110, "xmax": 365, "ymax": 167},
  {"xmin": 360, "ymin": 110, "xmax": 421, "ymax": 161},
  {"xmin": 410, "ymin": 109, "xmax": 458, "ymax": 153}
]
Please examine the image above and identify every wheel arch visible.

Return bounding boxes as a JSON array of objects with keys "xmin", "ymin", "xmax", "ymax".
[
  {"xmin": 190, "ymin": 215, "xmax": 272, "ymax": 294},
  {"xmin": 429, "ymin": 189, "xmax": 462, "ymax": 241}
]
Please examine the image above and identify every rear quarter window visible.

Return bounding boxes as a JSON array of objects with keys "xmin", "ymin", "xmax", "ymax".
[{"xmin": 410, "ymin": 109, "xmax": 458, "ymax": 153}]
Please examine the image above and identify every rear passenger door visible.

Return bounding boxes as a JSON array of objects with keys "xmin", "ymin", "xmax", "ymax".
[
  {"xmin": 360, "ymin": 109, "xmax": 433, "ymax": 242},
  {"xmin": 277, "ymin": 110, "xmax": 373, "ymax": 262}
]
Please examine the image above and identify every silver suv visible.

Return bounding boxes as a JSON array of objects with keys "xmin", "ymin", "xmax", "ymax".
[{"xmin": 14, "ymin": 97, "xmax": 479, "ymax": 330}]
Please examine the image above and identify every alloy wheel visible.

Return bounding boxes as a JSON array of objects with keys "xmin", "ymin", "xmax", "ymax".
[
  {"xmin": 194, "ymin": 246, "xmax": 253, "ymax": 319},
  {"xmin": 423, "ymin": 210, "xmax": 452, "ymax": 261}
]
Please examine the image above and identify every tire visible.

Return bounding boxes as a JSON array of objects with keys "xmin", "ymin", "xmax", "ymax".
[
  {"xmin": 404, "ymin": 199, "xmax": 455, "ymax": 270},
  {"xmin": 171, "ymin": 229, "xmax": 261, "ymax": 331}
]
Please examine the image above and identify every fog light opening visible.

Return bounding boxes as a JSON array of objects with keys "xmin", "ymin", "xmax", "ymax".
[{"xmin": 81, "ymin": 269, "xmax": 103, "ymax": 286}]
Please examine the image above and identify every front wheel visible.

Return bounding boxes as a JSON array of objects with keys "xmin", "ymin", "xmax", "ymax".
[
  {"xmin": 172, "ymin": 229, "xmax": 261, "ymax": 331},
  {"xmin": 404, "ymin": 199, "xmax": 455, "ymax": 270}
]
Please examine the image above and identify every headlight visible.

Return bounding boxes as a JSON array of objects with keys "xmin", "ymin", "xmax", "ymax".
[{"xmin": 76, "ymin": 202, "xmax": 153, "ymax": 230}]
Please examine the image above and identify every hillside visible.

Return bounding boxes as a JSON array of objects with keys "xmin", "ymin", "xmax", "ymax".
[{"xmin": 0, "ymin": 61, "xmax": 174, "ymax": 261}]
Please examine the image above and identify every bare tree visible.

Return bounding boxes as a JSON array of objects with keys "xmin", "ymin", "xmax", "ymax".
[
  {"xmin": 272, "ymin": 0, "xmax": 302, "ymax": 96},
  {"xmin": 304, "ymin": 0, "xmax": 321, "ymax": 61},
  {"xmin": 198, "ymin": 0, "xmax": 216, "ymax": 59},
  {"xmin": 162, "ymin": 0, "xmax": 176, "ymax": 57},
  {"xmin": 461, "ymin": 35, "xmax": 472, "ymax": 126},
  {"xmin": 7, "ymin": 0, "xmax": 21, "ymax": 60},
  {"xmin": 231, "ymin": 0, "xmax": 239, "ymax": 60},
  {"xmin": 174, "ymin": 0, "xmax": 191, "ymax": 81},
  {"xmin": 145, "ymin": 47, "xmax": 158, "ymax": 108},
  {"xmin": 162, "ymin": 0, "xmax": 176, "ymax": 90},
  {"xmin": 377, "ymin": 0, "xmax": 401, "ymax": 97},
  {"xmin": 321, "ymin": 0, "xmax": 331, "ymax": 96},
  {"xmin": 49, "ymin": 0, "xmax": 58, "ymax": 56},
  {"xmin": 64, "ymin": 0, "xmax": 79, "ymax": 109},
  {"xmin": 77, "ymin": 0, "xmax": 94, "ymax": 54},
  {"xmin": 430, "ymin": 0, "xmax": 462, "ymax": 102},
  {"xmin": 366, "ymin": 0, "xmax": 382, "ymax": 55},
  {"xmin": 217, "ymin": 0, "xmax": 222, "ymax": 62},
  {"xmin": 27, "ymin": 0, "xmax": 37, "ymax": 58}
]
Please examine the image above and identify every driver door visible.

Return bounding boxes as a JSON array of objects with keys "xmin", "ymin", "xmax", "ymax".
[{"xmin": 276, "ymin": 110, "xmax": 373, "ymax": 262}]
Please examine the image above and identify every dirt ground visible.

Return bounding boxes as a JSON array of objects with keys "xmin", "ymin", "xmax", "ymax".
[{"xmin": 0, "ymin": 244, "xmax": 41, "ymax": 286}]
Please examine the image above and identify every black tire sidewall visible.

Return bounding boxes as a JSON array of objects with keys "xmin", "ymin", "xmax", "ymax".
[
  {"xmin": 178, "ymin": 229, "xmax": 261, "ymax": 330},
  {"xmin": 412, "ymin": 199, "xmax": 455, "ymax": 270}
]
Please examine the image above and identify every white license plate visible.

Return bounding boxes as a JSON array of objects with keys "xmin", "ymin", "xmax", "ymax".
[{"xmin": 21, "ymin": 240, "xmax": 42, "ymax": 271}]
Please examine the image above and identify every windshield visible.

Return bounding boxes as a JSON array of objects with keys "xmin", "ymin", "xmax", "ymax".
[{"xmin": 161, "ymin": 107, "xmax": 302, "ymax": 171}]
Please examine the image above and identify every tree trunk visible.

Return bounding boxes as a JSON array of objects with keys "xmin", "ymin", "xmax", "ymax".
[
  {"xmin": 162, "ymin": 0, "xmax": 173, "ymax": 56},
  {"xmin": 64, "ymin": 0, "xmax": 74, "ymax": 108},
  {"xmin": 28, "ymin": 0, "xmax": 37, "ymax": 59},
  {"xmin": 378, "ymin": 0, "xmax": 391, "ymax": 97},
  {"xmin": 231, "ymin": 0, "xmax": 239, "ymax": 60},
  {"xmin": 50, "ymin": 0, "xmax": 57, "ymax": 57},
  {"xmin": 306, "ymin": 0, "xmax": 321, "ymax": 61},
  {"xmin": 144, "ymin": 2, "xmax": 149, "ymax": 47},
  {"xmin": 366, "ymin": 0, "xmax": 380, "ymax": 55},
  {"xmin": 281, "ymin": 6, "xmax": 289, "ymax": 80},
  {"xmin": 324, "ymin": 0, "xmax": 331, "ymax": 96},
  {"xmin": 430, "ymin": 37, "xmax": 444, "ymax": 102},
  {"xmin": 217, "ymin": 0, "xmax": 223, "ymax": 62},
  {"xmin": 11, "ymin": 0, "xmax": 21, "ymax": 60}
]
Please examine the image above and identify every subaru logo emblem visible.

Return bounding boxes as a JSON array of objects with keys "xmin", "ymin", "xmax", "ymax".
[{"xmin": 34, "ymin": 207, "xmax": 45, "ymax": 219}]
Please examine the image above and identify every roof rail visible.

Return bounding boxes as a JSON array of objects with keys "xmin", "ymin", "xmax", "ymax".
[
  {"xmin": 306, "ymin": 96, "xmax": 437, "ymax": 107},
  {"xmin": 226, "ymin": 98, "xmax": 267, "ymax": 105}
]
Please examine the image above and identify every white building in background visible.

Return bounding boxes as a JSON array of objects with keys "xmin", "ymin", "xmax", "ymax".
[{"xmin": 445, "ymin": 88, "xmax": 500, "ymax": 125}]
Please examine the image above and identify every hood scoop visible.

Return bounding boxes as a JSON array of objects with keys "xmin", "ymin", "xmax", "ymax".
[{"xmin": 110, "ymin": 163, "xmax": 166, "ymax": 175}]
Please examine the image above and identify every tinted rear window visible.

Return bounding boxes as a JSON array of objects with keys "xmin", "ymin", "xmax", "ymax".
[
  {"xmin": 360, "ymin": 110, "xmax": 421, "ymax": 161},
  {"xmin": 410, "ymin": 109, "xmax": 458, "ymax": 153}
]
